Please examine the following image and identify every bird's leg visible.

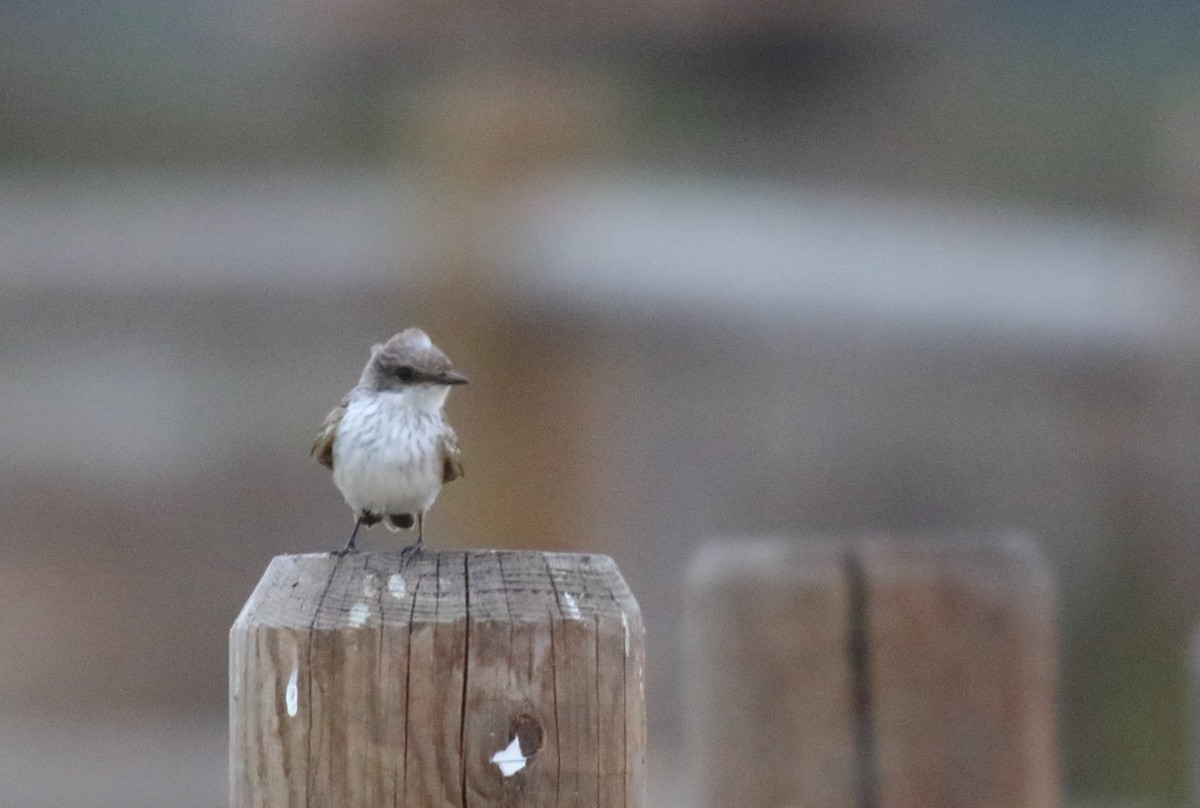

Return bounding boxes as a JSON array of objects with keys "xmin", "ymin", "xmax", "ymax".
[
  {"xmin": 399, "ymin": 514, "xmax": 424, "ymax": 564},
  {"xmin": 339, "ymin": 515, "xmax": 364, "ymax": 555}
]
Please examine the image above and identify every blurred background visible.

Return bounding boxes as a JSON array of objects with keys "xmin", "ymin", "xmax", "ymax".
[{"xmin": 3, "ymin": 1, "xmax": 1200, "ymax": 806}]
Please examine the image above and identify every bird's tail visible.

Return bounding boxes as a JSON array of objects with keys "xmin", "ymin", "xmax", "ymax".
[{"xmin": 388, "ymin": 513, "xmax": 415, "ymax": 531}]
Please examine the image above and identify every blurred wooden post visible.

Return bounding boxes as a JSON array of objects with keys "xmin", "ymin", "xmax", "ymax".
[
  {"xmin": 230, "ymin": 551, "xmax": 645, "ymax": 808},
  {"xmin": 1190, "ymin": 628, "xmax": 1200, "ymax": 808},
  {"xmin": 685, "ymin": 533, "xmax": 1058, "ymax": 808}
]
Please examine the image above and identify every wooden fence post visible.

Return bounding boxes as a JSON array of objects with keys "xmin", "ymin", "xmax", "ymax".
[
  {"xmin": 685, "ymin": 533, "xmax": 1058, "ymax": 808},
  {"xmin": 230, "ymin": 550, "xmax": 645, "ymax": 807}
]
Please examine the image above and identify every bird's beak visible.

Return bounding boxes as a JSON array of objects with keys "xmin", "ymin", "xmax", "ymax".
[{"xmin": 438, "ymin": 370, "xmax": 469, "ymax": 385}]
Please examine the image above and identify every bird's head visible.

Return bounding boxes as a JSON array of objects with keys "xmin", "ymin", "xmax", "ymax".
[{"xmin": 361, "ymin": 328, "xmax": 469, "ymax": 404}]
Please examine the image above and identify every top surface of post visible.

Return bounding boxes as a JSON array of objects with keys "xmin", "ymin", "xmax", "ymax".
[
  {"xmin": 688, "ymin": 530, "xmax": 1053, "ymax": 592},
  {"xmin": 233, "ymin": 550, "xmax": 640, "ymax": 631}
]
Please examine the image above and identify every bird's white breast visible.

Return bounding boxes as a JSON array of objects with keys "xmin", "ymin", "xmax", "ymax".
[{"xmin": 332, "ymin": 392, "xmax": 447, "ymax": 516}]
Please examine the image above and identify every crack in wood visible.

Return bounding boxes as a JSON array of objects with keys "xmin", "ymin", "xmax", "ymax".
[
  {"xmin": 306, "ymin": 555, "xmax": 341, "ymax": 808},
  {"xmin": 459, "ymin": 553, "xmax": 471, "ymax": 808},
  {"xmin": 845, "ymin": 549, "xmax": 879, "ymax": 808}
]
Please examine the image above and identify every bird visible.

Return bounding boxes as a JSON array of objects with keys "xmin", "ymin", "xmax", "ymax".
[{"xmin": 312, "ymin": 328, "xmax": 467, "ymax": 553}]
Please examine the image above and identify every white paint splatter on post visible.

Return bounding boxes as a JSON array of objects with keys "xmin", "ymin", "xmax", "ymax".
[
  {"xmin": 285, "ymin": 664, "xmax": 299, "ymax": 718},
  {"xmin": 561, "ymin": 591, "xmax": 582, "ymax": 620},
  {"xmin": 388, "ymin": 573, "xmax": 407, "ymax": 598},
  {"xmin": 349, "ymin": 601, "xmax": 371, "ymax": 626},
  {"xmin": 491, "ymin": 736, "xmax": 527, "ymax": 777}
]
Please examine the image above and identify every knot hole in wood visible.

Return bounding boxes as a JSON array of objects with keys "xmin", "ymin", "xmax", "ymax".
[{"xmin": 512, "ymin": 712, "xmax": 544, "ymax": 756}]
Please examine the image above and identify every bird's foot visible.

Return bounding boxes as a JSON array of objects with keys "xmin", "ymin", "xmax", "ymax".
[{"xmin": 334, "ymin": 516, "xmax": 367, "ymax": 556}]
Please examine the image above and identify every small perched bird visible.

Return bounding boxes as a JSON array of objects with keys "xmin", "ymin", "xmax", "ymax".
[{"xmin": 312, "ymin": 328, "xmax": 467, "ymax": 553}]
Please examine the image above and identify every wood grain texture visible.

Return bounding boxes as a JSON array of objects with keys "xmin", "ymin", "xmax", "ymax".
[
  {"xmin": 230, "ymin": 551, "xmax": 645, "ymax": 808},
  {"xmin": 685, "ymin": 533, "xmax": 1058, "ymax": 808}
]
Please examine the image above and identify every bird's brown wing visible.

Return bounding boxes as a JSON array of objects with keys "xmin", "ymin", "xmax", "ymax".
[
  {"xmin": 440, "ymin": 428, "xmax": 464, "ymax": 484},
  {"xmin": 312, "ymin": 399, "xmax": 348, "ymax": 470}
]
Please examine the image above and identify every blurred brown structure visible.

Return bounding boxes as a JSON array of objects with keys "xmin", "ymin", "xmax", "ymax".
[{"xmin": 686, "ymin": 535, "xmax": 1058, "ymax": 808}]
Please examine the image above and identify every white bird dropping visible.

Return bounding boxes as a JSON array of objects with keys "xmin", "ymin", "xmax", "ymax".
[
  {"xmin": 285, "ymin": 664, "xmax": 299, "ymax": 717},
  {"xmin": 491, "ymin": 736, "xmax": 527, "ymax": 777}
]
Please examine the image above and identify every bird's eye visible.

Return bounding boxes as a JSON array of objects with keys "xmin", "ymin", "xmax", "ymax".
[{"xmin": 396, "ymin": 365, "xmax": 415, "ymax": 381}]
